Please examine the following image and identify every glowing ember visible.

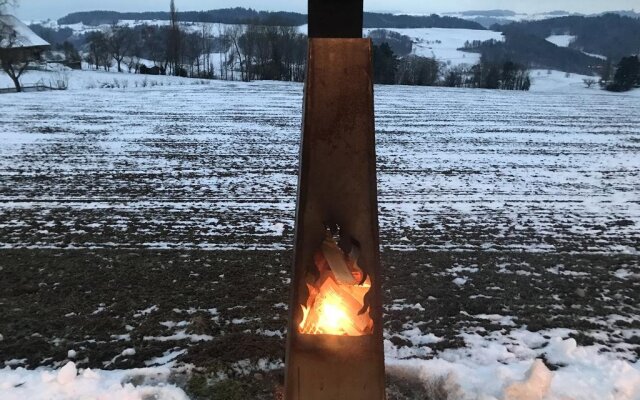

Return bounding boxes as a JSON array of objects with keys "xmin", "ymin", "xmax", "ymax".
[{"xmin": 299, "ymin": 231, "xmax": 373, "ymax": 336}]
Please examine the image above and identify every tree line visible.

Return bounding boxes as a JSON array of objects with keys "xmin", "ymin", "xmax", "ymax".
[
  {"xmin": 494, "ymin": 14, "xmax": 640, "ymax": 62},
  {"xmin": 373, "ymin": 42, "xmax": 531, "ymax": 90},
  {"xmin": 27, "ymin": 17, "xmax": 533, "ymax": 90},
  {"xmin": 57, "ymin": 8, "xmax": 485, "ymax": 30},
  {"xmin": 75, "ymin": 4, "xmax": 307, "ymax": 82},
  {"xmin": 25, "ymin": 1, "xmax": 640, "ymax": 93},
  {"xmin": 462, "ymin": 33, "xmax": 602, "ymax": 76},
  {"xmin": 58, "ymin": 8, "xmax": 306, "ymax": 27}
]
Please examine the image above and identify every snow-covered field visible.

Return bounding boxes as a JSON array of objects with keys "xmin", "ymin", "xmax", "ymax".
[
  {"xmin": 0, "ymin": 70, "xmax": 637, "ymax": 251},
  {"xmin": 528, "ymin": 69, "xmax": 598, "ymax": 92},
  {"xmin": 0, "ymin": 74, "xmax": 639, "ymax": 399},
  {"xmin": 0, "ymin": 67, "xmax": 212, "ymax": 91}
]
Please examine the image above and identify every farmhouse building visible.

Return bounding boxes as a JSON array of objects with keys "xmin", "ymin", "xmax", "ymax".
[
  {"xmin": 0, "ymin": 14, "xmax": 50, "ymax": 91},
  {"xmin": 0, "ymin": 14, "xmax": 49, "ymax": 51}
]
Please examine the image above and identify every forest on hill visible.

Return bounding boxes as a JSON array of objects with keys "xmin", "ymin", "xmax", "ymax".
[
  {"xmin": 57, "ymin": 8, "xmax": 307, "ymax": 27},
  {"xmin": 462, "ymin": 34, "xmax": 604, "ymax": 76},
  {"xmin": 459, "ymin": 14, "xmax": 640, "ymax": 76},
  {"xmin": 494, "ymin": 13, "xmax": 640, "ymax": 61},
  {"xmin": 57, "ymin": 8, "xmax": 485, "ymax": 30}
]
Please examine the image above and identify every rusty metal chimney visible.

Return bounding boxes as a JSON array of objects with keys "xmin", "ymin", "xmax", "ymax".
[{"xmin": 284, "ymin": 1, "xmax": 385, "ymax": 399}]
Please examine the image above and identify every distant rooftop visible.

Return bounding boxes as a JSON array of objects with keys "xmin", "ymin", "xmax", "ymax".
[{"xmin": 0, "ymin": 14, "xmax": 49, "ymax": 48}]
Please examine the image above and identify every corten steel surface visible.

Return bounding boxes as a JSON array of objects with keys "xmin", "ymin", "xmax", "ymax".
[
  {"xmin": 284, "ymin": 38, "xmax": 385, "ymax": 400},
  {"xmin": 308, "ymin": 0, "xmax": 363, "ymax": 38}
]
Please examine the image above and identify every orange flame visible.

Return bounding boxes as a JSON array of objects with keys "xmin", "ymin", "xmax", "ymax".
[{"xmin": 298, "ymin": 233, "xmax": 373, "ymax": 336}]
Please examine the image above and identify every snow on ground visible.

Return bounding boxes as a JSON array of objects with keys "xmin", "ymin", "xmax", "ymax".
[
  {"xmin": 0, "ymin": 363, "xmax": 189, "ymax": 400},
  {"xmin": 545, "ymin": 34, "xmax": 576, "ymax": 47},
  {"xmin": 0, "ymin": 69, "xmax": 638, "ymax": 251},
  {"xmin": 2, "ymin": 329, "xmax": 639, "ymax": 399},
  {"xmin": 388, "ymin": 328, "xmax": 640, "ymax": 400},
  {"xmin": 528, "ymin": 69, "xmax": 598, "ymax": 93},
  {"xmin": 365, "ymin": 27, "xmax": 504, "ymax": 66},
  {"xmin": 0, "ymin": 68, "xmax": 212, "ymax": 90},
  {"xmin": 529, "ymin": 69, "xmax": 640, "ymax": 96},
  {"xmin": 0, "ymin": 73, "xmax": 639, "ymax": 399}
]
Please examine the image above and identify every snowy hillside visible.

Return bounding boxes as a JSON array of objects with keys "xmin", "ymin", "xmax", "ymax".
[
  {"xmin": 544, "ymin": 35, "xmax": 608, "ymax": 60},
  {"xmin": 364, "ymin": 27, "xmax": 504, "ymax": 66},
  {"xmin": 545, "ymin": 34, "xmax": 576, "ymax": 47},
  {"xmin": 443, "ymin": 10, "xmax": 576, "ymax": 23}
]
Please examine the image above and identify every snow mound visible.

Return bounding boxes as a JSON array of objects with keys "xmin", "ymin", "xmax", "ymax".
[
  {"xmin": 56, "ymin": 361, "xmax": 77, "ymax": 385},
  {"xmin": 503, "ymin": 359, "xmax": 552, "ymax": 400},
  {"xmin": 386, "ymin": 330, "xmax": 640, "ymax": 400}
]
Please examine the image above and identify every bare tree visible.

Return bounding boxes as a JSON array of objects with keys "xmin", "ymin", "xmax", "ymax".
[
  {"xmin": 583, "ymin": 78, "xmax": 597, "ymax": 88},
  {"xmin": 167, "ymin": 0, "xmax": 181, "ymax": 76},
  {"xmin": 199, "ymin": 23, "xmax": 213, "ymax": 78},
  {"xmin": 182, "ymin": 31, "xmax": 201, "ymax": 77},
  {"xmin": 0, "ymin": 19, "xmax": 42, "ymax": 92},
  {"xmin": 217, "ymin": 23, "xmax": 230, "ymax": 80},
  {"xmin": 86, "ymin": 31, "xmax": 111, "ymax": 71},
  {"xmin": 225, "ymin": 24, "xmax": 246, "ymax": 81},
  {"xmin": 108, "ymin": 24, "xmax": 133, "ymax": 73}
]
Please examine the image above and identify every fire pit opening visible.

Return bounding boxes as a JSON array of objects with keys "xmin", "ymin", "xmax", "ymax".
[{"xmin": 298, "ymin": 225, "xmax": 373, "ymax": 336}]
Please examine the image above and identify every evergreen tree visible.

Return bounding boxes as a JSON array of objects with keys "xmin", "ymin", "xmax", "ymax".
[
  {"xmin": 607, "ymin": 55, "xmax": 640, "ymax": 92},
  {"xmin": 484, "ymin": 65, "xmax": 501, "ymax": 89},
  {"xmin": 372, "ymin": 43, "xmax": 397, "ymax": 85}
]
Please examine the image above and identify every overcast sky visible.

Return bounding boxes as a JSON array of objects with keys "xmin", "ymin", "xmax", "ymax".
[{"xmin": 10, "ymin": 0, "xmax": 640, "ymax": 21}]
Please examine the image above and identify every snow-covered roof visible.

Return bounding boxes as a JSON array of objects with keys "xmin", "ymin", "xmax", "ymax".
[{"xmin": 0, "ymin": 14, "xmax": 50, "ymax": 49}]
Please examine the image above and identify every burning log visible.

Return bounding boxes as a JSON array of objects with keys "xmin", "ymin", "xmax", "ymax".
[{"xmin": 298, "ymin": 230, "xmax": 373, "ymax": 336}]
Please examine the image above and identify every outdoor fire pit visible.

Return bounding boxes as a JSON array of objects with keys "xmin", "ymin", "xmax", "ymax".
[{"xmin": 284, "ymin": 1, "xmax": 385, "ymax": 399}]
